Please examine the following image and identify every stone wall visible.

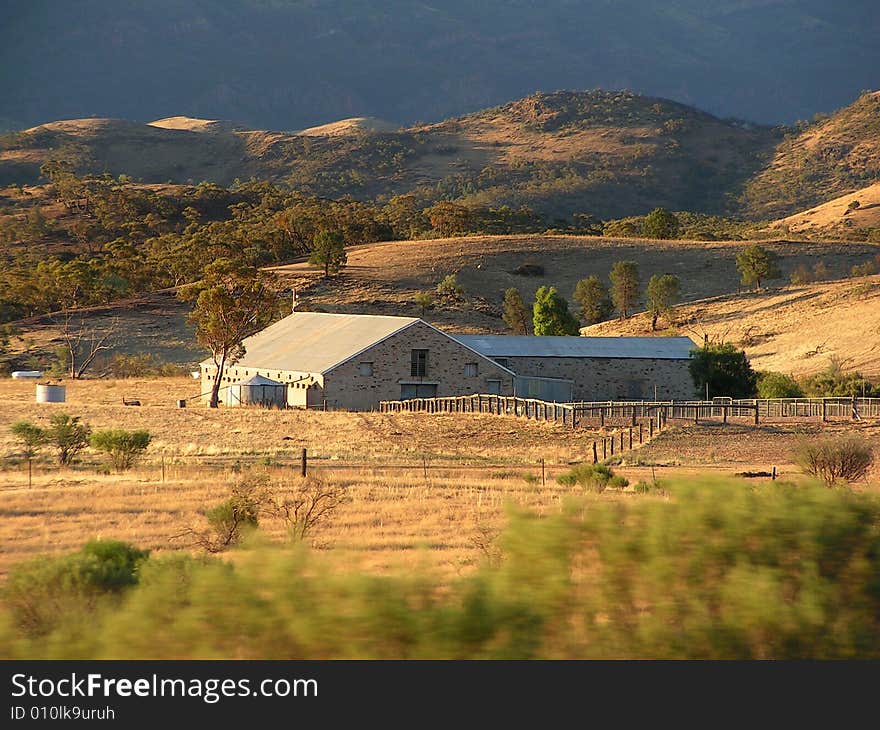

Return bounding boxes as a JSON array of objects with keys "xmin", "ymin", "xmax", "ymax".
[
  {"xmin": 202, "ymin": 321, "xmax": 514, "ymax": 410},
  {"xmin": 502, "ymin": 356, "xmax": 694, "ymax": 401},
  {"xmin": 324, "ymin": 321, "xmax": 514, "ymax": 410}
]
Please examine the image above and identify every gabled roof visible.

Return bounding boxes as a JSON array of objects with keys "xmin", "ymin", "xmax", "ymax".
[
  {"xmin": 452, "ymin": 335, "xmax": 697, "ymax": 360},
  {"xmin": 238, "ymin": 374, "xmax": 283, "ymax": 386},
  {"xmin": 222, "ymin": 312, "xmax": 420, "ymax": 374}
]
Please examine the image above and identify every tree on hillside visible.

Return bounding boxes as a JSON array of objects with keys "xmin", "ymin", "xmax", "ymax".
[
  {"xmin": 736, "ymin": 245, "xmax": 781, "ymax": 290},
  {"xmin": 435, "ymin": 274, "xmax": 465, "ymax": 303},
  {"xmin": 642, "ymin": 208, "xmax": 679, "ymax": 239},
  {"xmin": 573, "ymin": 275, "xmax": 612, "ymax": 325},
  {"xmin": 532, "ymin": 286, "xmax": 580, "ymax": 336},
  {"xmin": 309, "ymin": 229, "xmax": 347, "ymax": 277},
  {"xmin": 646, "ymin": 274, "xmax": 680, "ymax": 331},
  {"xmin": 609, "ymin": 260, "xmax": 640, "ymax": 319},
  {"xmin": 178, "ymin": 259, "xmax": 280, "ymax": 408},
  {"xmin": 414, "ymin": 291, "xmax": 435, "ymax": 316},
  {"xmin": 502, "ymin": 287, "xmax": 530, "ymax": 334},
  {"xmin": 688, "ymin": 342, "xmax": 758, "ymax": 399},
  {"xmin": 426, "ymin": 201, "xmax": 473, "ymax": 237}
]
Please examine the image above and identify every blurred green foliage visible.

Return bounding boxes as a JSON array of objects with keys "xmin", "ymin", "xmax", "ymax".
[{"xmin": 2, "ymin": 479, "xmax": 879, "ymax": 659}]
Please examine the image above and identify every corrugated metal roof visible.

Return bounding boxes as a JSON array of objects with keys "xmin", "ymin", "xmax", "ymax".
[
  {"xmin": 452, "ymin": 335, "xmax": 697, "ymax": 360},
  {"xmin": 239, "ymin": 374, "xmax": 283, "ymax": 386},
  {"xmin": 225, "ymin": 312, "xmax": 420, "ymax": 374}
]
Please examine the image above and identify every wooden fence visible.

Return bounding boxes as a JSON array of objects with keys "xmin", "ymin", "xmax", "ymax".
[{"xmin": 379, "ymin": 395, "xmax": 880, "ymax": 427}]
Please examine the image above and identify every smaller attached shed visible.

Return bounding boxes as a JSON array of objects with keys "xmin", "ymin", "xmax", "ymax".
[{"xmin": 225, "ymin": 374, "xmax": 287, "ymax": 409}]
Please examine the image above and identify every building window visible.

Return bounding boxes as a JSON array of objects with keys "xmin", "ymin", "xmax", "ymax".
[
  {"xmin": 464, "ymin": 362, "xmax": 478, "ymax": 377},
  {"xmin": 487, "ymin": 379, "xmax": 502, "ymax": 395},
  {"xmin": 359, "ymin": 362, "xmax": 374, "ymax": 377},
  {"xmin": 495, "ymin": 357, "xmax": 509, "ymax": 369},
  {"xmin": 410, "ymin": 349, "xmax": 428, "ymax": 377}
]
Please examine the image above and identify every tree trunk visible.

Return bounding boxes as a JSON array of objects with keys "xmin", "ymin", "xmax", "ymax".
[
  {"xmin": 651, "ymin": 311, "xmax": 658, "ymax": 331},
  {"xmin": 209, "ymin": 352, "xmax": 227, "ymax": 408}
]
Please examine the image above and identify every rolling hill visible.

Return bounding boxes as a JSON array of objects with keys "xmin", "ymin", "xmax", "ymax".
[
  {"xmin": 7, "ymin": 233, "xmax": 880, "ymax": 377},
  {"xmin": 0, "ymin": 91, "xmax": 782, "ymax": 218},
  {"xmin": 771, "ymin": 182, "xmax": 880, "ymax": 238},
  {"xmin": 584, "ymin": 274, "xmax": 880, "ymax": 379},
  {"xmin": 741, "ymin": 91, "xmax": 880, "ymax": 219}
]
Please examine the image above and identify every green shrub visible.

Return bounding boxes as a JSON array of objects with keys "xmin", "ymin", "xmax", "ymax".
[
  {"xmin": 757, "ymin": 371, "xmax": 804, "ymax": 398},
  {"xmin": 800, "ymin": 359, "xmax": 877, "ymax": 397},
  {"xmin": 10, "ymin": 420, "xmax": 45, "ymax": 460},
  {"xmin": 89, "ymin": 429, "xmax": 151, "ymax": 471},
  {"xmin": 556, "ymin": 463, "xmax": 628, "ymax": 492},
  {"xmin": 3, "ymin": 540, "xmax": 148, "ymax": 638},
  {"xmin": 198, "ymin": 483, "xmax": 262, "ymax": 552},
  {"xmin": 4, "ymin": 480, "xmax": 880, "ymax": 659},
  {"xmin": 435, "ymin": 274, "xmax": 465, "ymax": 302}
]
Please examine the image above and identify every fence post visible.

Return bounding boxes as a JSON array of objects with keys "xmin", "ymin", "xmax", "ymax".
[
  {"xmin": 599, "ymin": 408, "xmax": 605, "ymax": 427},
  {"xmin": 603, "ymin": 438, "xmax": 607, "ymax": 459},
  {"xmin": 649, "ymin": 418, "xmax": 654, "ymax": 438},
  {"xmin": 301, "ymin": 448, "xmax": 307, "ymax": 478},
  {"xmin": 592, "ymin": 441, "xmax": 598, "ymax": 464},
  {"xmin": 631, "ymin": 408, "xmax": 637, "ymax": 427},
  {"xmin": 754, "ymin": 403, "xmax": 759, "ymax": 426},
  {"xmin": 822, "ymin": 399, "xmax": 827, "ymax": 423},
  {"xmin": 610, "ymin": 436, "xmax": 614, "ymax": 456},
  {"xmin": 628, "ymin": 427, "xmax": 633, "ymax": 450},
  {"xmin": 638, "ymin": 423, "xmax": 643, "ymax": 444},
  {"xmin": 619, "ymin": 431, "xmax": 624, "ymax": 452}
]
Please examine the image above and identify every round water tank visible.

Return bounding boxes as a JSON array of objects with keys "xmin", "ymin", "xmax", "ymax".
[
  {"xmin": 12, "ymin": 371, "xmax": 43, "ymax": 379},
  {"xmin": 36, "ymin": 384, "xmax": 66, "ymax": 403}
]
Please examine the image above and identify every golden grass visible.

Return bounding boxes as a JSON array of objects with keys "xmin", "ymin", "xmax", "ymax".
[{"xmin": 1, "ymin": 378, "xmax": 878, "ymax": 581}]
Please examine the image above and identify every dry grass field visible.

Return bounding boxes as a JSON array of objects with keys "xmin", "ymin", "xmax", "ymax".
[
  {"xmin": 772, "ymin": 182, "xmax": 880, "ymax": 236},
  {"xmin": 2, "ymin": 378, "xmax": 878, "ymax": 583},
  {"xmin": 0, "ymin": 377, "xmax": 602, "ymax": 578}
]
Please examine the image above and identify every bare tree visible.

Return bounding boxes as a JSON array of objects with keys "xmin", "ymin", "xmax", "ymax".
[
  {"xmin": 55, "ymin": 311, "xmax": 117, "ymax": 379},
  {"xmin": 264, "ymin": 475, "xmax": 349, "ymax": 543}
]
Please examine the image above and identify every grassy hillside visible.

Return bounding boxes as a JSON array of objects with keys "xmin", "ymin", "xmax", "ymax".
[
  {"xmin": 0, "ymin": 91, "xmax": 782, "ymax": 218},
  {"xmin": 771, "ymin": 182, "xmax": 880, "ymax": 240},
  {"xmin": 584, "ymin": 274, "xmax": 880, "ymax": 378},
  {"xmin": 741, "ymin": 91, "xmax": 880, "ymax": 219},
  {"xmin": 8, "ymin": 231, "xmax": 878, "ymax": 374}
]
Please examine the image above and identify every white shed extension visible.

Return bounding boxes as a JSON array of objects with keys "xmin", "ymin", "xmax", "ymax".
[{"xmin": 225, "ymin": 374, "xmax": 287, "ymax": 409}]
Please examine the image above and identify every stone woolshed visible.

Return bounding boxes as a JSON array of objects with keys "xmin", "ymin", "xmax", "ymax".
[
  {"xmin": 455, "ymin": 334, "xmax": 696, "ymax": 402},
  {"xmin": 201, "ymin": 312, "xmax": 516, "ymax": 410},
  {"xmin": 201, "ymin": 312, "xmax": 696, "ymax": 410}
]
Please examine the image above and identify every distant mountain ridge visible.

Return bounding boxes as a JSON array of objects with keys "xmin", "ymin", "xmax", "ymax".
[
  {"xmin": 1, "ymin": 88, "xmax": 878, "ymax": 222},
  {"xmin": 1, "ymin": 0, "xmax": 879, "ymax": 131},
  {"xmin": 0, "ymin": 90, "xmax": 782, "ymax": 219}
]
